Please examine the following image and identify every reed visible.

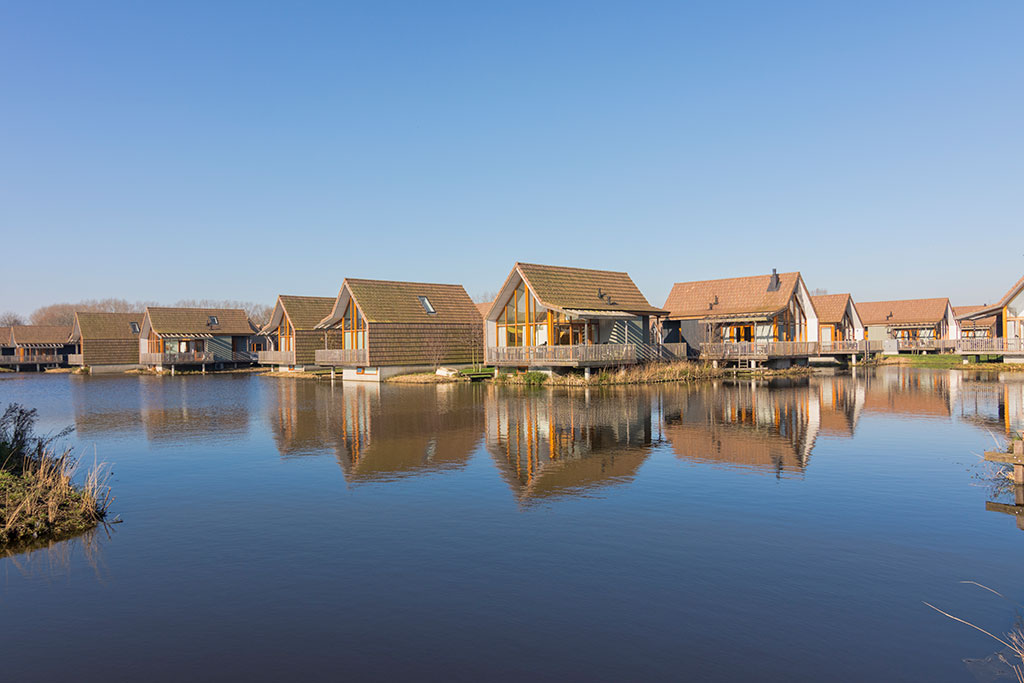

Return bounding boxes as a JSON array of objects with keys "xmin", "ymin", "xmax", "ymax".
[
  {"xmin": 926, "ymin": 582, "xmax": 1024, "ymax": 683},
  {"xmin": 0, "ymin": 404, "xmax": 112, "ymax": 550}
]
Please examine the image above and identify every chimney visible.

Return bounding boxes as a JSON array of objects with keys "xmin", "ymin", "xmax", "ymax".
[{"xmin": 767, "ymin": 268, "xmax": 781, "ymax": 292}]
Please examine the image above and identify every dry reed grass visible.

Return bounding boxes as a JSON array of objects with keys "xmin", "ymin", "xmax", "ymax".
[
  {"xmin": 0, "ymin": 404, "xmax": 112, "ymax": 551},
  {"xmin": 926, "ymin": 582, "xmax": 1024, "ymax": 683}
]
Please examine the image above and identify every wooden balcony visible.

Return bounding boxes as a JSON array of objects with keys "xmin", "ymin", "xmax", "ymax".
[
  {"xmin": 699, "ymin": 340, "xmax": 877, "ymax": 360},
  {"xmin": 956, "ymin": 338, "xmax": 1024, "ymax": 355},
  {"xmin": 0, "ymin": 354, "xmax": 67, "ymax": 366},
  {"xmin": 140, "ymin": 351, "xmax": 215, "ymax": 366},
  {"xmin": 314, "ymin": 348, "xmax": 369, "ymax": 366},
  {"xmin": 258, "ymin": 350, "xmax": 295, "ymax": 365},
  {"xmin": 895, "ymin": 339, "xmax": 958, "ymax": 352}
]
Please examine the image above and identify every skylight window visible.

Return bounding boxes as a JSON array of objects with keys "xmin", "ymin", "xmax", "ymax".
[
  {"xmin": 418, "ymin": 296, "xmax": 436, "ymax": 315},
  {"xmin": 129, "ymin": 322, "xmax": 140, "ymax": 334},
  {"xmin": 208, "ymin": 315, "xmax": 219, "ymax": 326}
]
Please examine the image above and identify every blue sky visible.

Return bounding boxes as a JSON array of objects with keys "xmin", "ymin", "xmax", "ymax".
[{"xmin": 2, "ymin": 1, "xmax": 1022, "ymax": 314}]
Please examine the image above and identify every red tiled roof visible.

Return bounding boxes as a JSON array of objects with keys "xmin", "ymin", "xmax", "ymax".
[
  {"xmin": 663, "ymin": 272, "xmax": 802, "ymax": 320},
  {"xmin": 810, "ymin": 294, "xmax": 851, "ymax": 325},
  {"xmin": 857, "ymin": 298, "xmax": 949, "ymax": 326}
]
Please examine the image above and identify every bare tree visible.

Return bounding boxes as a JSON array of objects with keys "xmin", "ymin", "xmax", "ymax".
[
  {"xmin": 810, "ymin": 288, "xmax": 829, "ymax": 297},
  {"xmin": 474, "ymin": 291, "xmax": 498, "ymax": 304},
  {"xmin": 173, "ymin": 299, "xmax": 273, "ymax": 326},
  {"xmin": 0, "ymin": 311, "xmax": 26, "ymax": 327}
]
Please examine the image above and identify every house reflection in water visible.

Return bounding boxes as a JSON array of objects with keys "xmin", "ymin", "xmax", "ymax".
[
  {"xmin": 71, "ymin": 375, "xmax": 145, "ymax": 439},
  {"xmin": 333, "ymin": 384, "xmax": 484, "ymax": 484},
  {"xmin": 955, "ymin": 373, "xmax": 1024, "ymax": 436},
  {"xmin": 484, "ymin": 388, "xmax": 654, "ymax": 504},
  {"xmin": 662, "ymin": 379, "xmax": 828, "ymax": 477},
  {"xmin": 860, "ymin": 368, "xmax": 958, "ymax": 419},
  {"xmin": 267, "ymin": 379, "xmax": 345, "ymax": 457},
  {"xmin": 139, "ymin": 378, "xmax": 252, "ymax": 444}
]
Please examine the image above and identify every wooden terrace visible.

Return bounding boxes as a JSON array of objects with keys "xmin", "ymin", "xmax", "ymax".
[
  {"xmin": 0, "ymin": 354, "xmax": 67, "ymax": 367},
  {"xmin": 486, "ymin": 343, "xmax": 687, "ymax": 368},
  {"xmin": 258, "ymin": 350, "xmax": 296, "ymax": 365},
  {"xmin": 956, "ymin": 338, "xmax": 1024, "ymax": 356},
  {"xmin": 699, "ymin": 340, "xmax": 877, "ymax": 361},
  {"xmin": 314, "ymin": 348, "xmax": 370, "ymax": 366}
]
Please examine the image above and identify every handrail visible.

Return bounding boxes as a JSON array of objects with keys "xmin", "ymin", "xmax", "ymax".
[
  {"xmin": 258, "ymin": 350, "xmax": 296, "ymax": 364},
  {"xmin": 314, "ymin": 348, "xmax": 369, "ymax": 366},
  {"xmin": 0, "ymin": 354, "xmax": 67, "ymax": 365},
  {"xmin": 140, "ymin": 351, "xmax": 216, "ymax": 365}
]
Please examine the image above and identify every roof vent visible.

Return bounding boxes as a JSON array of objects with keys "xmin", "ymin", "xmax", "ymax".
[{"xmin": 767, "ymin": 269, "xmax": 781, "ymax": 292}]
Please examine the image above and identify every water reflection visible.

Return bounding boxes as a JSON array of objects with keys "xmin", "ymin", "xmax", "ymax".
[
  {"xmin": 485, "ymin": 387, "xmax": 654, "ymax": 503},
  {"xmin": 663, "ymin": 379, "xmax": 823, "ymax": 477},
  {"xmin": 266, "ymin": 379, "xmax": 345, "ymax": 457},
  {"xmin": 956, "ymin": 374, "xmax": 1024, "ymax": 436},
  {"xmin": 334, "ymin": 384, "xmax": 484, "ymax": 483}
]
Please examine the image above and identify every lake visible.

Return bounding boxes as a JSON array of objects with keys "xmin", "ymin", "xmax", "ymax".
[{"xmin": 2, "ymin": 368, "xmax": 1023, "ymax": 682}]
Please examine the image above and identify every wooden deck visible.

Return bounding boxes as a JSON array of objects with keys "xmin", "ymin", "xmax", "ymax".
[
  {"xmin": 487, "ymin": 343, "xmax": 687, "ymax": 367},
  {"xmin": 956, "ymin": 338, "xmax": 1024, "ymax": 355},
  {"xmin": 140, "ymin": 351, "xmax": 216, "ymax": 365},
  {"xmin": 314, "ymin": 348, "xmax": 369, "ymax": 366},
  {"xmin": 0, "ymin": 354, "xmax": 66, "ymax": 366},
  {"xmin": 699, "ymin": 340, "xmax": 877, "ymax": 361},
  {"xmin": 258, "ymin": 350, "xmax": 296, "ymax": 365}
]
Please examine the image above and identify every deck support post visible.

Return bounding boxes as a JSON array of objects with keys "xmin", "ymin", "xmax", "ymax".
[
  {"xmin": 201, "ymin": 364, "xmax": 206, "ymax": 375},
  {"xmin": 712, "ymin": 360, "xmax": 718, "ymax": 369},
  {"xmin": 171, "ymin": 365, "xmax": 175, "ymax": 377},
  {"xmin": 331, "ymin": 367, "xmax": 336, "ymax": 381},
  {"xmin": 1015, "ymin": 464, "xmax": 1024, "ymax": 486},
  {"xmin": 584, "ymin": 367, "xmax": 591, "ymax": 380}
]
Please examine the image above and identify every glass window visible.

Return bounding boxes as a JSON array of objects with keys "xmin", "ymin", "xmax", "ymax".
[{"xmin": 418, "ymin": 296, "xmax": 436, "ymax": 314}]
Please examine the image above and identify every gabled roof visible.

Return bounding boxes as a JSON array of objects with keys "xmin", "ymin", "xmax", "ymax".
[
  {"xmin": 475, "ymin": 301, "xmax": 492, "ymax": 319},
  {"xmin": 143, "ymin": 307, "xmax": 255, "ymax": 336},
  {"xmin": 811, "ymin": 294, "xmax": 852, "ymax": 325},
  {"xmin": 70, "ymin": 312, "xmax": 143, "ymax": 342},
  {"xmin": 857, "ymin": 298, "xmax": 951, "ymax": 326},
  {"xmin": 490, "ymin": 262, "xmax": 664, "ymax": 318},
  {"xmin": 262, "ymin": 295, "xmax": 337, "ymax": 334},
  {"xmin": 11, "ymin": 325, "xmax": 72, "ymax": 346},
  {"xmin": 0, "ymin": 327, "xmax": 11, "ymax": 346},
  {"xmin": 320, "ymin": 279, "xmax": 480, "ymax": 326},
  {"xmin": 961, "ymin": 274, "xmax": 1024, "ymax": 318},
  {"xmin": 954, "ymin": 306, "xmax": 997, "ymax": 329},
  {"xmin": 662, "ymin": 271, "xmax": 803, "ymax": 320}
]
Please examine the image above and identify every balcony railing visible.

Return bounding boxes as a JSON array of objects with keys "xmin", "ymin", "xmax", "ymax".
[
  {"xmin": 895, "ymin": 338, "xmax": 958, "ymax": 352},
  {"xmin": 956, "ymin": 338, "xmax": 1024, "ymax": 354},
  {"xmin": 699, "ymin": 340, "xmax": 879, "ymax": 360},
  {"xmin": 0, "ymin": 354, "xmax": 67, "ymax": 365},
  {"xmin": 68, "ymin": 354, "xmax": 84, "ymax": 365},
  {"xmin": 314, "ymin": 348, "xmax": 369, "ymax": 366},
  {"xmin": 487, "ymin": 344, "xmax": 637, "ymax": 366},
  {"xmin": 140, "ymin": 351, "xmax": 215, "ymax": 366},
  {"xmin": 258, "ymin": 350, "xmax": 295, "ymax": 365}
]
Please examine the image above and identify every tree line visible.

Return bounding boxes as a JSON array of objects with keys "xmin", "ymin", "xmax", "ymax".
[{"xmin": 0, "ymin": 298, "xmax": 274, "ymax": 328}]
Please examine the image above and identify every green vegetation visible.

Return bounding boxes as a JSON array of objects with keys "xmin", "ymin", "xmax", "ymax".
[
  {"xmin": 495, "ymin": 361, "xmax": 811, "ymax": 387},
  {"xmin": 0, "ymin": 404, "xmax": 112, "ymax": 551},
  {"xmin": 888, "ymin": 354, "xmax": 1019, "ymax": 370}
]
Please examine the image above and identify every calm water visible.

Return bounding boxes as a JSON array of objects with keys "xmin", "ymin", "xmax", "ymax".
[{"xmin": 2, "ymin": 369, "xmax": 1024, "ymax": 682}]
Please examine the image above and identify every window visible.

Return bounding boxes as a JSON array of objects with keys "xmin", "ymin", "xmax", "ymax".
[
  {"xmin": 208, "ymin": 315, "xmax": 219, "ymax": 326},
  {"xmin": 418, "ymin": 296, "xmax": 436, "ymax": 315},
  {"xmin": 129, "ymin": 322, "xmax": 140, "ymax": 334}
]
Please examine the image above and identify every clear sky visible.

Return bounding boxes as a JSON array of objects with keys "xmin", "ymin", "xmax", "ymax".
[{"xmin": 2, "ymin": 1, "xmax": 1022, "ymax": 315}]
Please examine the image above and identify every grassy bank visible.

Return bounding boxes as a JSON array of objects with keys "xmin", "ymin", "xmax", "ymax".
[
  {"xmin": 494, "ymin": 361, "xmax": 814, "ymax": 387},
  {"xmin": 0, "ymin": 404, "xmax": 111, "ymax": 551},
  {"xmin": 882, "ymin": 354, "xmax": 1024, "ymax": 371}
]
